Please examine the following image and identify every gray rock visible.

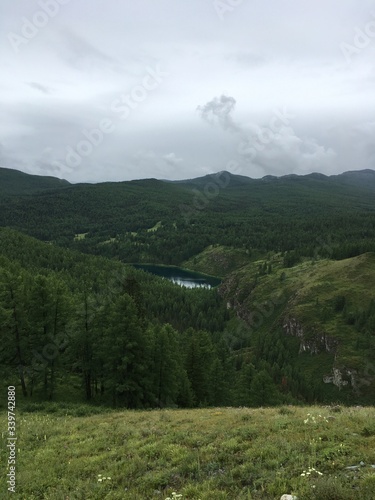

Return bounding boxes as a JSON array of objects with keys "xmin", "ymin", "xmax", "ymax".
[{"xmin": 280, "ymin": 495, "xmax": 298, "ymax": 500}]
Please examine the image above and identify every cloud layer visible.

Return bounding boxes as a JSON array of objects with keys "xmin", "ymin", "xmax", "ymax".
[{"xmin": 1, "ymin": 0, "xmax": 375, "ymax": 182}]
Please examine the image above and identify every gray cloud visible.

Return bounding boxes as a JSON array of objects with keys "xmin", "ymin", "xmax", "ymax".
[
  {"xmin": 198, "ymin": 95, "xmax": 338, "ymax": 177},
  {"xmin": 27, "ymin": 82, "xmax": 53, "ymax": 94},
  {"xmin": 0, "ymin": 0, "xmax": 374, "ymax": 182},
  {"xmin": 197, "ymin": 95, "xmax": 240, "ymax": 133}
]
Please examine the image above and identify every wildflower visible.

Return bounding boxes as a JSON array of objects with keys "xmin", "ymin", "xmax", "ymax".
[
  {"xmin": 97, "ymin": 473, "xmax": 112, "ymax": 483},
  {"xmin": 300, "ymin": 466, "xmax": 323, "ymax": 478}
]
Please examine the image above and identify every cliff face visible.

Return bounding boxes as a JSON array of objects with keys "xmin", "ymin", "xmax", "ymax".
[
  {"xmin": 323, "ymin": 367, "xmax": 355, "ymax": 391},
  {"xmin": 280, "ymin": 316, "xmax": 352, "ymax": 391},
  {"xmin": 219, "ymin": 276, "xmax": 257, "ymax": 323},
  {"xmin": 282, "ymin": 317, "xmax": 375, "ymax": 394},
  {"xmin": 218, "ymin": 256, "xmax": 375, "ymax": 400},
  {"xmin": 283, "ymin": 317, "xmax": 338, "ymax": 355},
  {"xmin": 282, "ymin": 317, "xmax": 355, "ymax": 390}
]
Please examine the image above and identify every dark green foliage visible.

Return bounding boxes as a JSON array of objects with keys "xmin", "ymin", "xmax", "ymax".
[
  {"xmin": 0, "ymin": 229, "xmax": 317, "ymax": 408},
  {"xmin": 249, "ymin": 369, "xmax": 280, "ymax": 406},
  {"xmin": 1, "ymin": 169, "xmax": 375, "ymax": 265},
  {"xmin": 0, "ymin": 167, "xmax": 70, "ymax": 197},
  {"xmin": 149, "ymin": 324, "xmax": 181, "ymax": 407},
  {"xmin": 333, "ymin": 295, "xmax": 346, "ymax": 312},
  {"xmin": 1, "ymin": 166, "xmax": 375, "ymax": 409},
  {"xmin": 101, "ymin": 293, "xmax": 148, "ymax": 407},
  {"xmin": 236, "ymin": 362, "xmax": 255, "ymax": 406}
]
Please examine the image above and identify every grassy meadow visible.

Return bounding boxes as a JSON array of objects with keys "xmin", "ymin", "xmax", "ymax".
[{"xmin": 1, "ymin": 404, "xmax": 375, "ymax": 499}]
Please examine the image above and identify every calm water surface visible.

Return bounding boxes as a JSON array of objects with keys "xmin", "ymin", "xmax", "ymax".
[{"xmin": 132, "ymin": 264, "xmax": 221, "ymax": 289}]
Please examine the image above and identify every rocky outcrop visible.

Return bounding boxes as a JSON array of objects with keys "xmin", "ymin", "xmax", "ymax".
[
  {"xmin": 281, "ymin": 318, "xmax": 367, "ymax": 391},
  {"xmin": 218, "ymin": 276, "xmax": 258, "ymax": 323},
  {"xmin": 323, "ymin": 368, "xmax": 351, "ymax": 390},
  {"xmin": 323, "ymin": 366, "xmax": 373, "ymax": 392},
  {"xmin": 283, "ymin": 317, "xmax": 338, "ymax": 354},
  {"xmin": 283, "ymin": 317, "xmax": 374, "ymax": 392}
]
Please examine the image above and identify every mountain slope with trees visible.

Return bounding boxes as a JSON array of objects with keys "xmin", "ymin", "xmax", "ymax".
[
  {"xmin": 0, "ymin": 227, "xmax": 374, "ymax": 407},
  {"xmin": 0, "ymin": 167, "xmax": 70, "ymax": 197},
  {"xmin": 0, "ymin": 168, "xmax": 375, "ymax": 408},
  {"xmin": 1, "ymin": 168, "xmax": 375, "ymax": 265}
]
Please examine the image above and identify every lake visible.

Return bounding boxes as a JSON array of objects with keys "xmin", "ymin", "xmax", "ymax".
[{"xmin": 132, "ymin": 264, "xmax": 221, "ymax": 289}]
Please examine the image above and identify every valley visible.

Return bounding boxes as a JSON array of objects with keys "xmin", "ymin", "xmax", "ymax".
[{"xmin": 0, "ymin": 167, "xmax": 375, "ymax": 499}]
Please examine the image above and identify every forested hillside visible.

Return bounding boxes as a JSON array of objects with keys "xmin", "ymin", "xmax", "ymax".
[
  {"xmin": 0, "ymin": 228, "xmax": 231, "ymax": 407},
  {"xmin": 0, "ymin": 168, "xmax": 375, "ymax": 408},
  {"xmin": 0, "ymin": 225, "xmax": 368, "ymax": 409},
  {"xmin": 0, "ymin": 167, "xmax": 70, "ymax": 197},
  {"xmin": 1, "ymin": 169, "xmax": 375, "ymax": 264}
]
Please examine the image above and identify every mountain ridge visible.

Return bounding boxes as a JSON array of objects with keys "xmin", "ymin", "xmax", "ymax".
[
  {"xmin": 1, "ymin": 165, "xmax": 375, "ymax": 265},
  {"xmin": 0, "ymin": 166, "xmax": 70, "ymax": 197},
  {"xmin": 1, "ymin": 165, "xmax": 375, "ymax": 193}
]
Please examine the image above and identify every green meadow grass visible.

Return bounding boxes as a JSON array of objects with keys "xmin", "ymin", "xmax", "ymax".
[
  {"xmin": 147, "ymin": 221, "xmax": 162, "ymax": 233},
  {"xmin": 184, "ymin": 245, "xmax": 253, "ymax": 277},
  {"xmin": 73, "ymin": 233, "xmax": 88, "ymax": 241},
  {"xmin": 1, "ymin": 404, "xmax": 375, "ymax": 499}
]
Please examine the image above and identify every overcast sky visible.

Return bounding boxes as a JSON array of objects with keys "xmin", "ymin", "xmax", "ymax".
[{"xmin": 1, "ymin": 0, "xmax": 375, "ymax": 183}]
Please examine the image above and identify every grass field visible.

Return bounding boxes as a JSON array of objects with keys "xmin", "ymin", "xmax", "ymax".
[{"xmin": 1, "ymin": 404, "xmax": 375, "ymax": 499}]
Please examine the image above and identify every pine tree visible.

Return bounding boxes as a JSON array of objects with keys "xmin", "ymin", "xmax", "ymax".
[
  {"xmin": 28, "ymin": 275, "xmax": 70, "ymax": 399},
  {"xmin": 236, "ymin": 362, "xmax": 255, "ymax": 406},
  {"xmin": 250, "ymin": 369, "xmax": 280, "ymax": 406},
  {"xmin": 102, "ymin": 293, "xmax": 148, "ymax": 408},
  {"xmin": 185, "ymin": 330, "xmax": 215, "ymax": 406},
  {"xmin": 0, "ymin": 265, "xmax": 31, "ymax": 397},
  {"xmin": 150, "ymin": 324, "xmax": 181, "ymax": 407}
]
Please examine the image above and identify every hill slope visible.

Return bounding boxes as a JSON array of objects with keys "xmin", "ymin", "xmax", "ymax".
[
  {"xmin": 1, "ymin": 169, "xmax": 375, "ymax": 265},
  {"xmin": 218, "ymin": 251, "xmax": 375, "ymax": 402},
  {"xmin": 2, "ymin": 228, "xmax": 373, "ymax": 406},
  {"xmin": 0, "ymin": 167, "xmax": 70, "ymax": 197},
  {"xmin": 1, "ymin": 404, "xmax": 374, "ymax": 499}
]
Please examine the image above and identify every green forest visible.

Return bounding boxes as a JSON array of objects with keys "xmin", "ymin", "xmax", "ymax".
[{"xmin": 0, "ymin": 168, "xmax": 375, "ymax": 409}]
